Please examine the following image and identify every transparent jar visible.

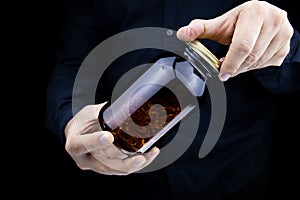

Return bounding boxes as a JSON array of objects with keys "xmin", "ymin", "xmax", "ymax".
[{"xmin": 98, "ymin": 40, "xmax": 220, "ymax": 155}]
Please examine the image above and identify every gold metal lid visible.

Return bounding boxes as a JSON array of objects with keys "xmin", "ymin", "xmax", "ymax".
[{"xmin": 186, "ymin": 40, "xmax": 220, "ymax": 71}]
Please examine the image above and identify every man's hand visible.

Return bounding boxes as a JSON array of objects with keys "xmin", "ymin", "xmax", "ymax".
[
  {"xmin": 177, "ymin": 0, "xmax": 293, "ymax": 81},
  {"xmin": 64, "ymin": 102, "xmax": 160, "ymax": 175}
]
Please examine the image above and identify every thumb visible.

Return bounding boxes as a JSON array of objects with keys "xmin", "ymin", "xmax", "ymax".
[
  {"xmin": 177, "ymin": 7, "xmax": 239, "ymax": 44},
  {"xmin": 177, "ymin": 19, "xmax": 209, "ymax": 41},
  {"xmin": 177, "ymin": 18, "xmax": 228, "ymax": 42}
]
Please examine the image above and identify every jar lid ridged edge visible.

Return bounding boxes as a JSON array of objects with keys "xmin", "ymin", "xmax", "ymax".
[{"xmin": 186, "ymin": 40, "xmax": 221, "ymax": 72}]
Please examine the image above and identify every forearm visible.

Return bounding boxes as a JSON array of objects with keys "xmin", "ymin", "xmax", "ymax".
[
  {"xmin": 45, "ymin": 0, "xmax": 98, "ymax": 144},
  {"xmin": 45, "ymin": 66, "xmax": 77, "ymax": 143}
]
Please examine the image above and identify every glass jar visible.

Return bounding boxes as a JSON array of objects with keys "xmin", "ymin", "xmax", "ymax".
[{"xmin": 98, "ymin": 40, "xmax": 220, "ymax": 155}]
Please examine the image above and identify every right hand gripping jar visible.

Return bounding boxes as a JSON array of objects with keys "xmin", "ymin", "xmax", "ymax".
[{"xmin": 98, "ymin": 40, "xmax": 221, "ymax": 155}]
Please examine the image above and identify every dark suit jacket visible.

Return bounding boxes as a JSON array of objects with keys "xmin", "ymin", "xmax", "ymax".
[{"xmin": 45, "ymin": 0, "xmax": 300, "ymax": 199}]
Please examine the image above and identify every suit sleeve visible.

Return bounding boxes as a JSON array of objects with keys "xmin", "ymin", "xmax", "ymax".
[{"xmin": 45, "ymin": 0, "xmax": 98, "ymax": 143}]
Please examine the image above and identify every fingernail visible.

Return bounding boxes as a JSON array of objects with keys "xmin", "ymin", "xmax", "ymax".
[
  {"xmin": 133, "ymin": 157, "xmax": 145, "ymax": 168},
  {"xmin": 99, "ymin": 134, "xmax": 111, "ymax": 144},
  {"xmin": 186, "ymin": 27, "xmax": 196, "ymax": 40},
  {"xmin": 220, "ymin": 73, "xmax": 231, "ymax": 82}
]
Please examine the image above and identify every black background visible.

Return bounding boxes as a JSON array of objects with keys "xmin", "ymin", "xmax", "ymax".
[{"xmin": 20, "ymin": 0, "xmax": 299, "ymax": 198}]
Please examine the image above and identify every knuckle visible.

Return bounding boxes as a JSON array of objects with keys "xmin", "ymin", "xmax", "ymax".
[
  {"xmin": 80, "ymin": 105, "xmax": 93, "ymax": 114},
  {"xmin": 253, "ymin": 1, "xmax": 265, "ymax": 14},
  {"xmin": 122, "ymin": 157, "xmax": 140, "ymax": 172},
  {"xmin": 279, "ymin": 9, "xmax": 288, "ymax": 20},
  {"xmin": 276, "ymin": 46, "xmax": 290, "ymax": 60},
  {"xmin": 237, "ymin": 40, "xmax": 252, "ymax": 55},
  {"xmin": 189, "ymin": 19, "xmax": 199, "ymax": 25},
  {"xmin": 249, "ymin": 60, "xmax": 262, "ymax": 70},
  {"xmin": 284, "ymin": 25, "xmax": 294, "ymax": 40},
  {"xmin": 252, "ymin": 59, "xmax": 263, "ymax": 68},
  {"xmin": 273, "ymin": 15, "xmax": 284, "ymax": 28},
  {"xmin": 279, "ymin": 50, "xmax": 289, "ymax": 60},
  {"xmin": 65, "ymin": 139, "xmax": 85, "ymax": 155},
  {"xmin": 272, "ymin": 9, "xmax": 288, "ymax": 28},
  {"xmin": 244, "ymin": 1, "xmax": 265, "ymax": 16},
  {"xmin": 244, "ymin": 53, "xmax": 258, "ymax": 65}
]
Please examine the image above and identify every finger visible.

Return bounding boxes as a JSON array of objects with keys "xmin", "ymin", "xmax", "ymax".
[
  {"xmin": 91, "ymin": 148, "xmax": 159, "ymax": 173},
  {"xmin": 177, "ymin": 17, "xmax": 230, "ymax": 43},
  {"xmin": 120, "ymin": 147, "xmax": 160, "ymax": 173},
  {"xmin": 177, "ymin": 20, "xmax": 207, "ymax": 42},
  {"xmin": 248, "ymin": 27, "xmax": 292, "ymax": 70},
  {"xmin": 252, "ymin": 44, "xmax": 290, "ymax": 71},
  {"xmin": 134, "ymin": 147, "xmax": 160, "ymax": 171},
  {"xmin": 236, "ymin": 22, "xmax": 278, "ymax": 74},
  {"xmin": 75, "ymin": 154, "xmax": 129, "ymax": 175},
  {"xmin": 91, "ymin": 152, "xmax": 145, "ymax": 173},
  {"xmin": 270, "ymin": 43, "xmax": 291, "ymax": 66},
  {"xmin": 94, "ymin": 144, "xmax": 129, "ymax": 159},
  {"xmin": 177, "ymin": 4, "xmax": 242, "ymax": 44},
  {"xmin": 80, "ymin": 131, "xmax": 114, "ymax": 152},
  {"xmin": 220, "ymin": 9, "xmax": 263, "ymax": 79},
  {"xmin": 238, "ymin": 12, "xmax": 293, "ymax": 73},
  {"xmin": 65, "ymin": 131, "xmax": 114, "ymax": 157}
]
